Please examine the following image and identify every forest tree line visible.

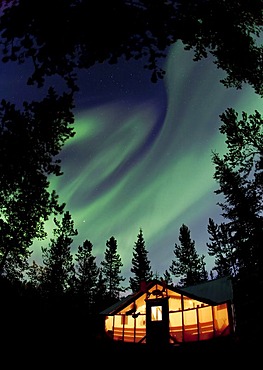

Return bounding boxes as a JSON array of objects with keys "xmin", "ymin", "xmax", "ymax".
[{"xmin": 0, "ymin": 1, "xmax": 262, "ymax": 341}]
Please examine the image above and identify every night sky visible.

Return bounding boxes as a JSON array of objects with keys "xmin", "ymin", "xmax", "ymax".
[{"xmin": 1, "ymin": 41, "xmax": 262, "ymax": 284}]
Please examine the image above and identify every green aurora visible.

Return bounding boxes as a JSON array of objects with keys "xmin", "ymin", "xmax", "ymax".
[{"xmin": 30, "ymin": 42, "xmax": 263, "ymax": 283}]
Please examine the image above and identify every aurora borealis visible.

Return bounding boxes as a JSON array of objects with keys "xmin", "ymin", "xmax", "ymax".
[{"xmin": 2, "ymin": 41, "xmax": 262, "ymax": 284}]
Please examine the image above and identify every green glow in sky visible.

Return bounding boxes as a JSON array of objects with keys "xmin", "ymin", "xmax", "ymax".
[{"xmin": 31, "ymin": 42, "xmax": 263, "ymax": 283}]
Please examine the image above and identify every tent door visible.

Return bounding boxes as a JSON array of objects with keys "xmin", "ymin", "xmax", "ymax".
[{"xmin": 146, "ymin": 297, "xmax": 169, "ymax": 347}]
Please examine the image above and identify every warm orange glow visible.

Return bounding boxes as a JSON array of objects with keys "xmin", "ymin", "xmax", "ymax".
[
  {"xmin": 183, "ymin": 309, "xmax": 198, "ymax": 341},
  {"xmin": 198, "ymin": 306, "xmax": 214, "ymax": 340},
  {"xmin": 169, "ymin": 293, "xmax": 182, "ymax": 311},
  {"xmin": 213, "ymin": 303, "xmax": 230, "ymax": 336},
  {"xmin": 183, "ymin": 295, "xmax": 208, "ymax": 310},
  {"xmin": 104, "ymin": 286, "xmax": 232, "ymax": 345},
  {"xmin": 169, "ymin": 311, "xmax": 183, "ymax": 343},
  {"xmin": 151, "ymin": 306, "xmax": 162, "ymax": 321}
]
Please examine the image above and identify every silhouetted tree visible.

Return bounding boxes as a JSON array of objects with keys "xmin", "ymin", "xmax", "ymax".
[
  {"xmin": 163, "ymin": 269, "xmax": 173, "ymax": 285},
  {"xmin": 100, "ymin": 236, "xmax": 126, "ymax": 303},
  {"xmin": 199, "ymin": 255, "xmax": 209, "ymax": 282},
  {"xmin": 0, "ymin": 230, "xmax": 29, "ymax": 282},
  {"xmin": 0, "ymin": 0, "xmax": 262, "ymax": 345},
  {"xmin": 129, "ymin": 227, "xmax": 153, "ymax": 292},
  {"xmin": 1, "ymin": 1, "xmax": 262, "ymax": 282},
  {"xmin": 27, "ymin": 260, "xmax": 45, "ymax": 290},
  {"xmin": 211, "ymin": 108, "xmax": 263, "ymax": 280},
  {"xmin": 207, "ymin": 218, "xmax": 238, "ymax": 278},
  {"xmin": 24, "ymin": 260, "xmax": 45, "ymax": 313},
  {"xmin": 0, "ymin": 1, "xmax": 262, "ymax": 95},
  {"xmin": 0, "ymin": 88, "xmax": 75, "ymax": 279},
  {"xmin": 211, "ymin": 108, "xmax": 263, "ymax": 339},
  {"xmin": 41, "ymin": 211, "xmax": 77, "ymax": 301},
  {"xmin": 93, "ymin": 268, "xmax": 108, "ymax": 312},
  {"xmin": 75, "ymin": 239, "xmax": 99, "ymax": 314},
  {"xmin": 169, "ymin": 224, "xmax": 208, "ymax": 287}
]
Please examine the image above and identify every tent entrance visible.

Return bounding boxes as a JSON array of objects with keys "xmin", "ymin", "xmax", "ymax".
[{"xmin": 146, "ymin": 297, "xmax": 169, "ymax": 347}]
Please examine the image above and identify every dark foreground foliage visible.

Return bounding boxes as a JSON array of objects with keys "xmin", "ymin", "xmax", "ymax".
[
  {"xmin": 2, "ymin": 284, "xmax": 261, "ymax": 368},
  {"xmin": 2, "ymin": 274, "xmax": 262, "ymax": 367},
  {"xmin": 3, "ymin": 323, "xmax": 260, "ymax": 367}
]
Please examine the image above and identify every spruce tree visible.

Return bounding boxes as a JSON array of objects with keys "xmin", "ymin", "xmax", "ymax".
[
  {"xmin": 27, "ymin": 260, "xmax": 45, "ymax": 291},
  {"xmin": 129, "ymin": 228, "xmax": 153, "ymax": 293},
  {"xmin": 169, "ymin": 224, "xmax": 208, "ymax": 287},
  {"xmin": 41, "ymin": 211, "xmax": 77, "ymax": 301},
  {"xmin": 207, "ymin": 218, "xmax": 238, "ymax": 278},
  {"xmin": 75, "ymin": 239, "xmax": 99, "ymax": 314},
  {"xmin": 1, "ymin": 1, "xmax": 262, "ymax": 283},
  {"xmin": 163, "ymin": 269, "xmax": 173, "ymax": 286},
  {"xmin": 210, "ymin": 108, "xmax": 263, "ymax": 338},
  {"xmin": 100, "ymin": 236, "xmax": 125, "ymax": 303},
  {"xmin": 211, "ymin": 108, "xmax": 263, "ymax": 279},
  {"xmin": 93, "ymin": 268, "xmax": 108, "ymax": 312}
]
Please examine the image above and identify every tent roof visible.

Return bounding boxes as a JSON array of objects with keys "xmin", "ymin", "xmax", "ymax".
[
  {"xmin": 181, "ymin": 276, "xmax": 233, "ymax": 304},
  {"xmin": 100, "ymin": 276, "xmax": 233, "ymax": 315}
]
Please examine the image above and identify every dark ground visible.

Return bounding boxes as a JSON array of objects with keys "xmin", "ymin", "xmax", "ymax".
[
  {"xmin": 2, "ymin": 304, "xmax": 260, "ymax": 367},
  {"xmin": 3, "ymin": 328, "xmax": 260, "ymax": 367}
]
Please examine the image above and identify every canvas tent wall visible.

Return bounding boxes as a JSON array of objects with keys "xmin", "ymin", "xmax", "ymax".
[{"xmin": 100, "ymin": 277, "xmax": 235, "ymax": 345}]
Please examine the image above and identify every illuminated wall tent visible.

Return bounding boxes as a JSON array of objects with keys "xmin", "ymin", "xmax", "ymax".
[{"xmin": 100, "ymin": 277, "xmax": 235, "ymax": 346}]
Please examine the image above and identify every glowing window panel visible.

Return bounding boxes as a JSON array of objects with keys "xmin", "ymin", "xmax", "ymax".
[{"xmin": 151, "ymin": 306, "xmax": 162, "ymax": 321}]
